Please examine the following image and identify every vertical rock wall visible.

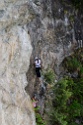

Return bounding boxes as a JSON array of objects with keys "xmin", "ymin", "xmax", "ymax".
[
  {"xmin": 0, "ymin": 0, "xmax": 35, "ymax": 125},
  {"xmin": 26, "ymin": 0, "xmax": 83, "ymax": 96},
  {"xmin": 0, "ymin": 26, "xmax": 35, "ymax": 125},
  {"xmin": 0, "ymin": 0, "xmax": 83, "ymax": 124},
  {"xmin": 27, "ymin": 0, "xmax": 83, "ymax": 72}
]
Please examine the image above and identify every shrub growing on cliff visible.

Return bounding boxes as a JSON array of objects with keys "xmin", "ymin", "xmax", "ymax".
[
  {"xmin": 44, "ymin": 69, "xmax": 55, "ymax": 84},
  {"xmin": 50, "ymin": 51, "xmax": 83, "ymax": 125},
  {"xmin": 64, "ymin": 57, "xmax": 81, "ymax": 72},
  {"xmin": 34, "ymin": 107, "xmax": 46, "ymax": 125},
  {"xmin": 50, "ymin": 76, "xmax": 83, "ymax": 125},
  {"xmin": 50, "ymin": 77, "xmax": 73, "ymax": 125}
]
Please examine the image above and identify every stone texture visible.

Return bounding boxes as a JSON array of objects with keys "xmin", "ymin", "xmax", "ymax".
[
  {"xmin": 0, "ymin": 0, "xmax": 35, "ymax": 122},
  {"xmin": 0, "ymin": 25, "xmax": 35, "ymax": 125},
  {"xmin": 26, "ymin": 0, "xmax": 83, "ymax": 97},
  {"xmin": 0, "ymin": 0, "xmax": 37, "ymax": 124},
  {"xmin": 0, "ymin": 0, "xmax": 83, "ymax": 124}
]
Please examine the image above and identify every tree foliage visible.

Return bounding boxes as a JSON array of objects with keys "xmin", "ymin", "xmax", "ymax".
[{"xmin": 50, "ymin": 50, "xmax": 83, "ymax": 125}]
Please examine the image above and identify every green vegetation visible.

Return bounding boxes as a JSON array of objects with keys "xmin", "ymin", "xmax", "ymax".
[
  {"xmin": 50, "ymin": 77, "xmax": 83, "ymax": 125},
  {"xmin": 63, "ymin": 50, "xmax": 83, "ymax": 77},
  {"xmin": 44, "ymin": 69, "xmax": 55, "ymax": 84},
  {"xmin": 69, "ymin": 15, "xmax": 74, "ymax": 22},
  {"xmin": 34, "ymin": 107, "xmax": 46, "ymax": 125},
  {"xmin": 50, "ymin": 50, "xmax": 83, "ymax": 125}
]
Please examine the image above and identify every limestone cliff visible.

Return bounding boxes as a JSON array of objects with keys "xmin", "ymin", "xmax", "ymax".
[
  {"xmin": 0, "ymin": 0, "xmax": 83, "ymax": 125},
  {"xmin": 26, "ymin": 0, "xmax": 83, "ymax": 95},
  {"xmin": 0, "ymin": 0, "xmax": 35, "ymax": 125}
]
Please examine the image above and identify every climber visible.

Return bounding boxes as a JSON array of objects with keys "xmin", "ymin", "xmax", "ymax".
[
  {"xmin": 32, "ymin": 95, "xmax": 38, "ymax": 108},
  {"xmin": 34, "ymin": 57, "xmax": 42, "ymax": 84}
]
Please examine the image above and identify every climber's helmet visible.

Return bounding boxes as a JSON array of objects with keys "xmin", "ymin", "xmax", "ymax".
[{"xmin": 35, "ymin": 57, "xmax": 38, "ymax": 60}]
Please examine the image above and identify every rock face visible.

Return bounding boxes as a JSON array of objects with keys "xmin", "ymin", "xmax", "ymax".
[
  {"xmin": 27, "ymin": 0, "xmax": 83, "ymax": 72},
  {"xmin": 0, "ymin": 1, "xmax": 35, "ymax": 124},
  {"xmin": 0, "ymin": 26, "xmax": 35, "ymax": 125},
  {"xmin": 26, "ymin": 0, "xmax": 83, "ymax": 96},
  {"xmin": 0, "ymin": 0, "xmax": 83, "ymax": 125}
]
